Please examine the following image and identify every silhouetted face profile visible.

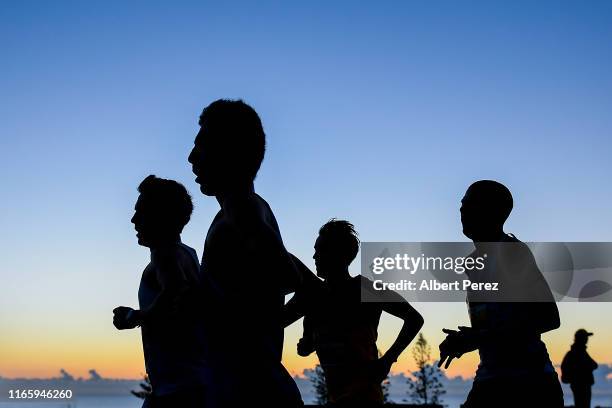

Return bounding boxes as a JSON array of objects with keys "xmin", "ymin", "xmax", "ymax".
[
  {"xmin": 188, "ymin": 99, "xmax": 266, "ymax": 196},
  {"xmin": 131, "ymin": 175, "xmax": 193, "ymax": 248},
  {"xmin": 313, "ymin": 219, "xmax": 359, "ymax": 281},
  {"xmin": 461, "ymin": 180, "xmax": 513, "ymax": 241}
]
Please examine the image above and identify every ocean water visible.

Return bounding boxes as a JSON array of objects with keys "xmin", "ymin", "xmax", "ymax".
[
  {"xmin": 0, "ymin": 396, "xmax": 142, "ymax": 408},
  {"xmin": 2, "ymin": 395, "xmax": 611, "ymax": 407}
]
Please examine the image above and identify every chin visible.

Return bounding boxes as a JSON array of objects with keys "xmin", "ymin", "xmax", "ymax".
[
  {"xmin": 462, "ymin": 228, "xmax": 473, "ymax": 240},
  {"xmin": 199, "ymin": 184, "xmax": 217, "ymax": 196}
]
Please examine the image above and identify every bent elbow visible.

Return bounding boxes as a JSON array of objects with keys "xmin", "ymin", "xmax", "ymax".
[{"xmin": 413, "ymin": 311, "xmax": 425, "ymax": 331}]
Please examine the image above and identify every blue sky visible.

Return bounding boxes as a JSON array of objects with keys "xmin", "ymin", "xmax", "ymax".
[{"xmin": 1, "ymin": 0, "xmax": 612, "ymax": 378}]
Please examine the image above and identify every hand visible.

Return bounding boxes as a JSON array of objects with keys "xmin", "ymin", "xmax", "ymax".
[
  {"xmin": 438, "ymin": 328, "xmax": 459, "ymax": 369},
  {"xmin": 438, "ymin": 328, "xmax": 464, "ymax": 369},
  {"xmin": 297, "ymin": 337, "xmax": 314, "ymax": 357},
  {"xmin": 113, "ymin": 306, "xmax": 140, "ymax": 330},
  {"xmin": 438, "ymin": 327, "xmax": 480, "ymax": 369},
  {"xmin": 370, "ymin": 355, "xmax": 394, "ymax": 383}
]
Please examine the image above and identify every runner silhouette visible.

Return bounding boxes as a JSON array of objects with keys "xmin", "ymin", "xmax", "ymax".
[
  {"xmin": 439, "ymin": 180, "xmax": 564, "ymax": 408},
  {"xmin": 188, "ymin": 99, "xmax": 303, "ymax": 407},
  {"xmin": 284, "ymin": 219, "xmax": 424, "ymax": 406},
  {"xmin": 113, "ymin": 175, "xmax": 206, "ymax": 408}
]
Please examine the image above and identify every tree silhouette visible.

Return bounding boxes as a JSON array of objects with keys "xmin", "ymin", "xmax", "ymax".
[
  {"xmin": 407, "ymin": 333, "xmax": 445, "ymax": 405},
  {"xmin": 305, "ymin": 364, "xmax": 328, "ymax": 405},
  {"xmin": 382, "ymin": 375, "xmax": 392, "ymax": 404}
]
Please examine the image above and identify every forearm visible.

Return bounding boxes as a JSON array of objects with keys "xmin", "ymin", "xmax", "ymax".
[
  {"xmin": 282, "ymin": 301, "xmax": 305, "ymax": 328},
  {"xmin": 383, "ymin": 316, "xmax": 424, "ymax": 362}
]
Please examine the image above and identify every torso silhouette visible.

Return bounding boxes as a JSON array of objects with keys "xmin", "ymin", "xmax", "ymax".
[
  {"xmin": 563, "ymin": 343, "xmax": 598, "ymax": 385},
  {"xmin": 307, "ymin": 276, "xmax": 381, "ymax": 366},
  {"xmin": 138, "ymin": 242, "xmax": 207, "ymax": 396},
  {"xmin": 200, "ymin": 190, "xmax": 302, "ymax": 405},
  {"xmin": 466, "ymin": 234, "xmax": 555, "ymax": 381},
  {"xmin": 304, "ymin": 276, "xmax": 384, "ymax": 403}
]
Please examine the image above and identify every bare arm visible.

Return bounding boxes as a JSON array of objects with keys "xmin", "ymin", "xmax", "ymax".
[
  {"xmin": 379, "ymin": 289, "xmax": 424, "ymax": 363},
  {"xmin": 141, "ymin": 247, "xmax": 191, "ymax": 323},
  {"xmin": 363, "ymin": 279, "xmax": 424, "ymax": 381},
  {"xmin": 283, "ymin": 254, "xmax": 321, "ymax": 327},
  {"xmin": 283, "ymin": 293, "xmax": 305, "ymax": 328},
  {"xmin": 297, "ymin": 314, "xmax": 316, "ymax": 357},
  {"xmin": 471, "ymin": 261, "xmax": 561, "ymax": 344},
  {"xmin": 440, "ymin": 244, "xmax": 560, "ymax": 366},
  {"xmin": 224, "ymin": 196, "xmax": 301, "ymax": 295},
  {"xmin": 115, "ymin": 246, "xmax": 190, "ymax": 329}
]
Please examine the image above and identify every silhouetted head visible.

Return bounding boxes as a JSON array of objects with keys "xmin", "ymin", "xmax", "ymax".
[
  {"xmin": 574, "ymin": 328, "xmax": 593, "ymax": 345},
  {"xmin": 188, "ymin": 99, "xmax": 266, "ymax": 196},
  {"xmin": 131, "ymin": 175, "xmax": 193, "ymax": 248},
  {"xmin": 314, "ymin": 219, "xmax": 359, "ymax": 281},
  {"xmin": 461, "ymin": 180, "xmax": 513, "ymax": 241}
]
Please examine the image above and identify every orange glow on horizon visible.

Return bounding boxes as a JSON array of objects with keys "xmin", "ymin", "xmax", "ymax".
[{"xmin": 2, "ymin": 304, "xmax": 610, "ymax": 380}]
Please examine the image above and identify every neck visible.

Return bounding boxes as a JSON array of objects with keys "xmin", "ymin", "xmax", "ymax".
[
  {"xmin": 216, "ymin": 181, "xmax": 255, "ymax": 208},
  {"xmin": 473, "ymin": 229, "xmax": 506, "ymax": 249},
  {"xmin": 149, "ymin": 235, "xmax": 181, "ymax": 250},
  {"xmin": 327, "ymin": 268, "xmax": 351, "ymax": 288}
]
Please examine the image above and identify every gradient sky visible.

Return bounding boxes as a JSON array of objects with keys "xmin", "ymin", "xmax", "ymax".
[{"xmin": 1, "ymin": 0, "xmax": 612, "ymax": 380}]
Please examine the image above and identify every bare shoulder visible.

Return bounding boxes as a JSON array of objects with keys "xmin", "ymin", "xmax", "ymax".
[
  {"xmin": 224, "ymin": 194, "xmax": 282, "ymax": 245},
  {"xmin": 357, "ymin": 275, "xmax": 375, "ymax": 289},
  {"xmin": 356, "ymin": 275, "xmax": 382, "ymax": 298},
  {"xmin": 226, "ymin": 194, "xmax": 274, "ymax": 228},
  {"xmin": 498, "ymin": 239, "xmax": 541, "ymax": 278},
  {"xmin": 142, "ymin": 261, "xmax": 156, "ymax": 280},
  {"xmin": 177, "ymin": 244, "xmax": 198, "ymax": 266}
]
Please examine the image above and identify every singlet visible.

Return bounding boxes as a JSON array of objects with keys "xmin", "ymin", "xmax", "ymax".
[
  {"xmin": 304, "ymin": 276, "xmax": 384, "ymax": 404},
  {"xmin": 307, "ymin": 276, "xmax": 382, "ymax": 368}
]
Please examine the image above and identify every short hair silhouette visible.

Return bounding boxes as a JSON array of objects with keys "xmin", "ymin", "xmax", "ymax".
[
  {"xmin": 137, "ymin": 175, "xmax": 193, "ymax": 232},
  {"xmin": 319, "ymin": 219, "xmax": 360, "ymax": 264},
  {"xmin": 198, "ymin": 99, "xmax": 266, "ymax": 181},
  {"xmin": 466, "ymin": 180, "xmax": 513, "ymax": 223}
]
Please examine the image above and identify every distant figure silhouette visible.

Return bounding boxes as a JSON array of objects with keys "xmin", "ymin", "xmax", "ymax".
[
  {"xmin": 284, "ymin": 219, "xmax": 424, "ymax": 406},
  {"xmin": 561, "ymin": 329, "xmax": 598, "ymax": 408},
  {"xmin": 438, "ymin": 180, "xmax": 563, "ymax": 408},
  {"xmin": 113, "ymin": 175, "xmax": 206, "ymax": 408},
  {"xmin": 188, "ymin": 99, "xmax": 303, "ymax": 407}
]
